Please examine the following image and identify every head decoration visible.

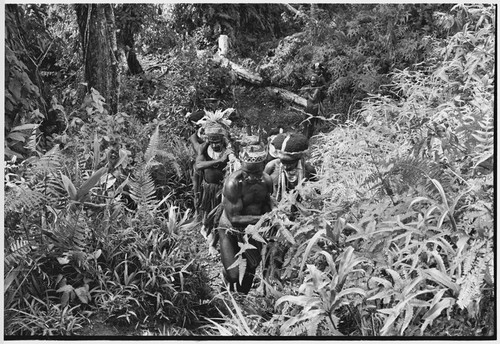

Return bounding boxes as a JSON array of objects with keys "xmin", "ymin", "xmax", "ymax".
[
  {"xmin": 200, "ymin": 108, "xmax": 235, "ymax": 138},
  {"xmin": 267, "ymin": 129, "xmax": 283, "ymax": 158},
  {"xmin": 276, "ymin": 133, "xmax": 308, "ymax": 161},
  {"xmin": 270, "ymin": 133, "xmax": 286, "ymax": 149},
  {"xmin": 239, "ymin": 136, "xmax": 267, "ymax": 164}
]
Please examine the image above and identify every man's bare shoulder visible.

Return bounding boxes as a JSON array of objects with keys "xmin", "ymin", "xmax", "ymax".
[
  {"xmin": 223, "ymin": 170, "xmax": 244, "ymax": 199},
  {"xmin": 262, "ymin": 172, "xmax": 273, "ymax": 184},
  {"xmin": 264, "ymin": 158, "xmax": 279, "ymax": 173}
]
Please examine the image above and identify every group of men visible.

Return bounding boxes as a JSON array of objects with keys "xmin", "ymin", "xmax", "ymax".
[{"xmin": 186, "ymin": 110, "xmax": 316, "ymax": 294}]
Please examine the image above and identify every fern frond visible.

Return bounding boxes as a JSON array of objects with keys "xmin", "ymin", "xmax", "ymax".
[
  {"xmin": 72, "ymin": 221, "xmax": 88, "ymax": 252},
  {"xmin": 43, "ymin": 207, "xmax": 88, "ymax": 251},
  {"xmin": 374, "ymin": 156, "xmax": 455, "ymax": 199},
  {"xmin": 306, "ymin": 315, "xmax": 323, "ymax": 336},
  {"xmin": 5, "ymin": 239, "xmax": 31, "ymax": 268},
  {"xmin": 24, "ymin": 129, "xmax": 39, "ymax": 153},
  {"xmin": 457, "ymin": 239, "xmax": 491, "ymax": 310},
  {"xmin": 284, "ymin": 320, "xmax": 308, "ymax": 336},
  {"xmin": 129, "ymin": 166, "xmax": 157, "ymax": 208},
  {"xmin": 30, "ymin": 173, "xmax": 66, "ymax": 203},
  {"xmin": 457, "ymin": 257, "xmax": 485, "ymax": 309},
  {"xmin": 5, "ymin": 187, "xmax": 46, "ymax": 213},
  {"xmin": 144, "ymin": 126, "xmax": 160, "ymax": 165},
  {"xmin": 33, "ymin": 144, "xmax": 63, "ymax": 175},
  {"xmin": 471, "ymin": 115, "xmax": 494, "ymax": 169}
]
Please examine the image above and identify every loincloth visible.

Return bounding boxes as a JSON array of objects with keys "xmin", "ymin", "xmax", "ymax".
[{"xmin": 219, "ymin": 211, "xmax": 262, "ymax": 269}]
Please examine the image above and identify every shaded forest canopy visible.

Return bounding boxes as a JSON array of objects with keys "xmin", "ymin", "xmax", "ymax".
[{"xmin": 4, "ymin": 3, "xmax": 495, "ymax": 338}]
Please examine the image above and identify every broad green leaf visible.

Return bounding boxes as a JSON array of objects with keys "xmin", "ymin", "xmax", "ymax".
[
  {"xmin": 276, "ymin": 294, "xmax": 319, "ymax": 308},
  {"xmin": 379, "ymin": 310, "xmax": 398, "ymax": 335},
  {"xmin": 400, "ymin": 303, "xmax": 414, "ymax": 335},
  {"xmin": 369, "ymin": 276, "xmax": 392, "ymax": 288},
  {"xmin": 4, "ymin": 268, "xmax": 21, "ymax": 292},
  {"xmin": 430, "ymin": 179, "xmax": 449, "ymax": 209},
  {"xmin": 299, "ymin": 228, "xmax": 325, "ymax": 279},
  {"xmin": 56, "ymin": 284, "xmax": 74, "ymax": 293},
  {"xmin": 115, "ymin": 148, "xmax": 129, "ymax": 168},
  {"xmin": 402, "ymin": 275, "xmax": 423, "ymax": 296},
  {"xmin": 76, "ymin": 166, "xmax": 108, "ymax": 201},
  {"xmin": 409, "ymin": 196, "xmax": 432, "ymax": 209},
  {"xmin": 421, "ymin": 297, "xmax": 455, "ymax": 334},
  {"xmin": 421, "ymin": 268, "xmax": 459, "ymax": 294},
  {"xmin": 61, "ymin": 291, "xmax": 70, "ymax": 308},
  {"xmin": 428, "ymin": 250, "xmax": 447, "ymax": 274},
  {"xmin": 336, "ymin": 287, "xmax": 366, "ymax": 300},
  {"xmin": 367, "ymin": 289, "xmax": 394, "ymax": 301},
  {"xmin": 384, "ymin": 268, "xmax": 402, "ymax": 289},
  {"xmin": 318, "ymin": 250, "xmax": 337, "ymax": 276},
  {"xmin": 74, "ymin": 285, "xmax": 91, "ymax": 304},
  {"xmin": 60, "ymin": 172, "xmax": 77, "ymax": 200},
  {"xmin": 7, "ymin": 132, "xmax": 27, "ymax": 142},
  {"xmin": 11, "ymin": 123, "xmax": 39, "ymax": 131}
]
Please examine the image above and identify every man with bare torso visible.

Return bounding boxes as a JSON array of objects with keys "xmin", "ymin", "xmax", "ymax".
[
  {"xmin": 218, "ymin": 139, "xmax": 273, "ymax": 294},
  {"xmin": 195, "ymin": 121, "xmax": 233, "ymax": 254}
]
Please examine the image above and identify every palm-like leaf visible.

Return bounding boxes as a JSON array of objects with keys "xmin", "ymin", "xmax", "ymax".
[{"xmin": 129, "ymin": 166, "xmax": 157, "ymax": 208}]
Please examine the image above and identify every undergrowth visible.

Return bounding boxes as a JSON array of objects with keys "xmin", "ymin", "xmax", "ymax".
[{"xmin": 4, "ymin": 3, "xmax": 494, "ymax": 338}]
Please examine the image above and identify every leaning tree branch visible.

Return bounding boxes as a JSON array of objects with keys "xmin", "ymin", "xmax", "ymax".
[{"xmin": 282, "ymin": 3, "xmax": 310, "ymax": 20}]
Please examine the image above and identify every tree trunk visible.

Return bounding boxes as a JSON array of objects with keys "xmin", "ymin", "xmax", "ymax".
[
  {"xmin": 75, "ymin": 4, "xmax": 120, "ymax": 114},
  {"xmin": 266, "ymin": 87, "xmax": 307, "ymax": 107},
  {"xmin": 213, "ymin": 55, "xmax": 263, "ymax": 84}
]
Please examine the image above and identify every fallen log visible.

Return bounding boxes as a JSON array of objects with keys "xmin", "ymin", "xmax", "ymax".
[
  {"xmin": 213, "ymin": 54, "xmax": 264, "ymax": 85},
  {"xmin": 266, "ymin": 86, "xmax": 308, "ymax": 107},
  {"xmin": 213, "ymin": 35, "xmax": 307, "ymax": 106}
]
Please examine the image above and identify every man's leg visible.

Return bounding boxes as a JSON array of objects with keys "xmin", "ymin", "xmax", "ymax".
[
  {"xmin": 218, "ymin": 228, "xmax": 258, "ymax": 294},
  {"xmin": 218, "ymin": 227, "xmax": 239, "ymax": 283}
]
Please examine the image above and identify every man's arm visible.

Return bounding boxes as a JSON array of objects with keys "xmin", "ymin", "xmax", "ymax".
[
  {"xmin": 262, "ymin": 173, "xmax": 274, "ymax": 212},
  {"xmin": 189, "ymin": 133, "xmax": 202, "ymax": 155},
  {"xmin": 223, "ymin": 175, "xmax": 263, "ymax": 226},
  {"xmin": 195, "ymin": 144, "xmax": 229, "ymax": 171},
  {"xmin": 264, "ymin": 159, "xmax": 278, "ymax": 175}
]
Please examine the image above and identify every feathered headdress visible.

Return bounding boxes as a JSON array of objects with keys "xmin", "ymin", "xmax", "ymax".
[{"xmin": 197, "ymin": 108, "xmax": 234, "ymax": 137}]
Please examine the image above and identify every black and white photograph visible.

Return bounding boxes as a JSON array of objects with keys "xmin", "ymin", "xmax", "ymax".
[{"xmin": 3, "ymin": 3, "xmax": 496, "ymax": 340}]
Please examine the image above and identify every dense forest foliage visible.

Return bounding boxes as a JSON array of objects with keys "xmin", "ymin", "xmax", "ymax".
[{"xmin": 4, "ymin": 3, "xmax": 495, "ymax": 337}]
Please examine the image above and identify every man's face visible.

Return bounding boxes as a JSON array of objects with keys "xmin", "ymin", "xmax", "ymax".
[
  {"xmin": 242, "ymin": 162, "xmax": 264, "ymax": 184},
  {"xmin": 208, "ymin": 136, "xmax": 224, "ymax": 152},
  {"xmin": 281, "ymin": 159, "xmax": 299, "ymax": 171},
  {"xmin": 310, "ymin": 76, "xmax": 318, "ymax": 87}
]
